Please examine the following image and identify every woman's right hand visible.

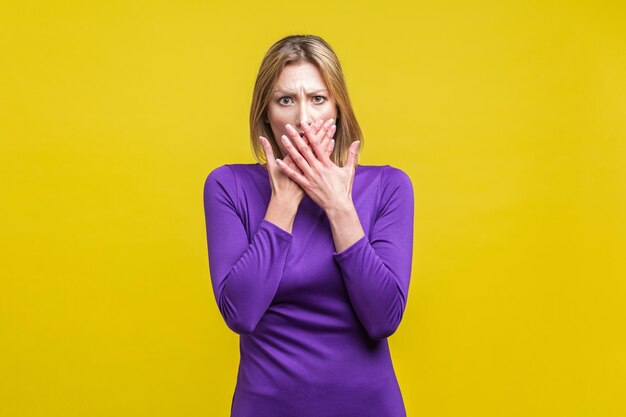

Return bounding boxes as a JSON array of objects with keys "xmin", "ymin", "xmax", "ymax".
[{"xmin": 259, "ymin": 119, "xmax": 336, "ymax": 207}]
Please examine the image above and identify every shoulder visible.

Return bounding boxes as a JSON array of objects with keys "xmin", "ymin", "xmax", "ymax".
[
  {"xmin": 204, "ymin": 164, "xmax": 236, "ymax": 190},
  {"xmin": 382, "ymin": 165, "xmax": 412, "ymax": 189},
  {"xmin": 204, "ymin": 163, "xmax": 264, "ymax": 197},
  {"xmin": 205, "ymin": 163, "xmax": 260, "ymax": 184},
  {"xmin": 376, "ymin": 165, "xmax": 413, "ymax": 206},
  {"xmin": 358, "ymin": 164, "xmax": 412, "ymax": 189}
]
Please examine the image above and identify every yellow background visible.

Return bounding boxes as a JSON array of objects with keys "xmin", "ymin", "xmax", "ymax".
[{"xmin": 1, "ymin": 1, "xmax": 625, "ymax": 416}]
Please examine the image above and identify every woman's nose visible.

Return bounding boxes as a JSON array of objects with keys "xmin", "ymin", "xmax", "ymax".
[{"xmin": 296, "ymin": 104, "xmax": 314, "ymax": 130}]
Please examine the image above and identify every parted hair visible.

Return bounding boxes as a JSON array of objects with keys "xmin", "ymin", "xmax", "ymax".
[{"xmin": 249, "ymin": 34, "xmax": 363, "ymax": 168}]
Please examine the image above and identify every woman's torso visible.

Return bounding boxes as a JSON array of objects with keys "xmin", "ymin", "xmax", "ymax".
[{"xmin": 226, "ymin": 163, "xmax": 406, "ymax": 417}]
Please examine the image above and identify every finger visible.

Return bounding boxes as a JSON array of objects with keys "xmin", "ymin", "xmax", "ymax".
[
  {"xmin": 319, "ymin": 123, "xmax": 336, "ymax": 156},
  {"xmin": 259, "ymin": 136, "xmax": 278, "ymax": 169},
  {"xmin": 281, "ymin": 131, "xmax": 316, "ymax": 177},
  {"xmin": 307, "ymin": 118, "xmax": 327, "ymax": 144},
  {"xmin": 289, "ymin": 122, "xmax": 327, "ymax": 166},
  {"xmin": 326, "ymin": 138, "xmax": 335, "ymax": 155},
  {"xmin": 345, "ymin": 140, "xmax": 360, "ymax": 169},
  {"xmin": 260, "ymin": 136, "xmax": 303, "ymax": 176},
  {"xmin": 286, "ymin": 124, "xmax": 324, "ymax": 171},
  {"xmin": 276, "ymin": 158, "xmax": 310, "ymax": 189},
  {"xmin": 302, "ymin": 120, "xmax": 332, "ymax": 163},
  {"xmin": 304, "ymin": 119, "xmax": 334, "ymax": 146},
  {"xmin": 313, "ymin": 118, "xmax": 324, "ymax": 133},
  {"xmin": 281, "ymin": 153, "xmax": 305, "ymax": 176},
  {"xmin": 301, "ymin": 119, "xmax": 321, "ymax": 145},
  {"xmin": 326, "ymin": 139, "xmax": 335, "ymax": 155},
  {"xmin": 318, "ymin": 118, "xmax": 335, "ymax": 142},
  {"xmin": 326, "ymin": 123, "xmax": 337, "ymax": 140}
]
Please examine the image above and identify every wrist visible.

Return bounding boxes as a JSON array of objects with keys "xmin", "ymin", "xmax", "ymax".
[
  {"xmin": 325, "ymin": 200, "xmax": 365, "ymax": 253},
  {"xmin": 265, "ymin": 195, "xmax": 300, "ymax": 234},
  {"xmin": 270, "ymin": 193, "xmax": 302, "ymax": 211},
  {"xmin": 325, "ymin": 199, "xmax": 356, "ymax": 222}
]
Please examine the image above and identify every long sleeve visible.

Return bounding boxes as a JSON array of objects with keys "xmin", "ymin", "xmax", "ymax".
[
  {"xmin": 203, "ymin": 165, "xmax": 293, "ymax": 335},
  {"xmin": 333, "ymin": 166, "xmax": 414, "ymax": 340}
]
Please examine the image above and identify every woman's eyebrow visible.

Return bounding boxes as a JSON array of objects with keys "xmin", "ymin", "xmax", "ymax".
[{"xmin": 273, "ymin": 89, "xmax": 328, "ymax": 95}]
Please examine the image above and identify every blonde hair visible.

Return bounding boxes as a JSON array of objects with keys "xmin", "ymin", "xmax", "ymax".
[{"xmin": 249, "ymin": 35, "xmax": 363, "ymax": 167}]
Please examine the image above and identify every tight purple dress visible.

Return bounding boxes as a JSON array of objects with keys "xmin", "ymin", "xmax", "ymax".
[{"xmin": 203, "ymin": 163, "xmax": 414, "ymax": 417}]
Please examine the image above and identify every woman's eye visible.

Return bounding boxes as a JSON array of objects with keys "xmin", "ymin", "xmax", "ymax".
[
  {"xmin": 279, "ymin": 97, "xmax": 293, "ymax": 105},
  {"xmin": 313, "ymin": 96, "xmax": 326, "ymax": 103}
]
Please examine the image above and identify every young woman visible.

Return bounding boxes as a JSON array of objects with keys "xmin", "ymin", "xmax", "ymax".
[{"xmin": 203, "ymin": 34, "xmax": 414, "ymax": 417}]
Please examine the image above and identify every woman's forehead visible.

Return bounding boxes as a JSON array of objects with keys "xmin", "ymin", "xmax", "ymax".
[{"xmin": 276, "ymin": 62, "xmax": 326, "ymax": 88}]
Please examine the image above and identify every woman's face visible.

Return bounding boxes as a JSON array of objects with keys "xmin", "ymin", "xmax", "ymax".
[{"xmin": 266, "ymin": 61, "xmax": 338, "ymax": 158}]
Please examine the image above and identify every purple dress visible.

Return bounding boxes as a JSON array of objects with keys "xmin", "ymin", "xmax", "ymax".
[{"xmin": 203, "ymin": 163, "xmax": 414, "ymax": 417}]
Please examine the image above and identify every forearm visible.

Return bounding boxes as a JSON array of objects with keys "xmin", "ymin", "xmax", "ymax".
[
  {"xmin": 264, "ymin": 195, "xmax": 299, "ymax": 234},
  {"xmin": 326, "ymin": 202, "xmax": 365, "ymax": 253},
  {"xmin": 329, "ymin": 167, "xmax": 414, "ymax": 340},
  {"xmin": 217, "ymin": 220, "xmax": 293, "ymax": 334},
  {"xmin": 204, "ymin": 166, "xmax": 295, "ymax": 335},
  {"xmin": 332, "ymin": 236, "xmax": 407, "ymax": 340}
]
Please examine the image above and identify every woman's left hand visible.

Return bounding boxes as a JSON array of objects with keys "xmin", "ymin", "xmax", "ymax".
[{"xmin": 276, "ymin": 119, "xmax": 361, "ymax": 213}]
